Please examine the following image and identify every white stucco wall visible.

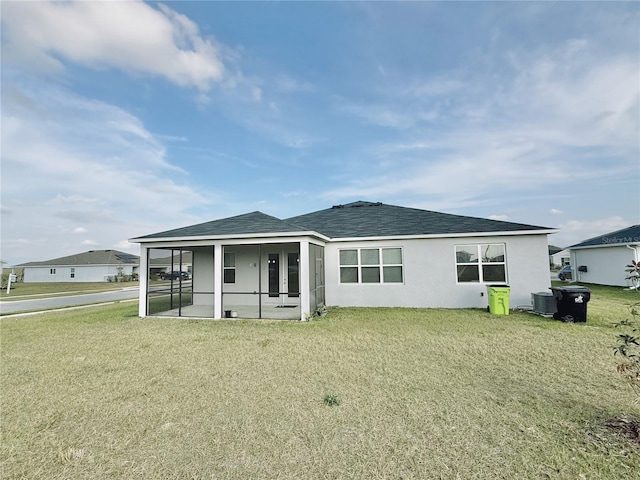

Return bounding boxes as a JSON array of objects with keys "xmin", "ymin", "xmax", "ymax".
[
  {"xmin": 192, "ymin": 247, "xmax": 215, "ymax": 306},
  {"xmin": 221, "ymin": 245, "xmax": 261, "ymax": 308},
  {"xmin": 221, "ymin": 244, "xmax": 300, "ymax": 308},
  {"xmin": 23, "ymin": 265, "xmax": 137, "ymax": 283},
  {"xmin": 324, "ymin": 234, "xmax": 551, "ymax": 309},
  {"xmin": 551, "ymin": 249, "xmax": 570, "ymax": 266},
  {"xmin": 570, "ymin": 245, "xmax": 640, "ymax": 286}
]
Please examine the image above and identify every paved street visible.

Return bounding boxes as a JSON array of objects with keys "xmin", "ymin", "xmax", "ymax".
[{"xmin": 0, "ymin": 288, "xmax": 139, "ymax": 315}]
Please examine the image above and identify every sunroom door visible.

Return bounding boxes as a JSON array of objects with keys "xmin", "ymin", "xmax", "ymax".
[{"xmin": 263, "ymin": 248, "xmax": 299, "ymax": 305}]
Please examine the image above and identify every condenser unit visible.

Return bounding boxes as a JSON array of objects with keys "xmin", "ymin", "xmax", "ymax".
[{"xmin": 532, "ymin": 292, "xmax": 557, "ymax": 315}]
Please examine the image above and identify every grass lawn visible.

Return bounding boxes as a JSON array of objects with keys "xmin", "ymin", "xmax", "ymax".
[
  {"xmin": 0, "ymin": 282, "xmax": 139, "ymax": 301},
  {"xmin": 2, "ymin": 286, "xmax": 639, "ymax": 479}
]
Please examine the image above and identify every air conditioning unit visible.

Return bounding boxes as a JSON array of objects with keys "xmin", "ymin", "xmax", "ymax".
[{"xmin": 532, "ymin": 292, "xmax": 557, "ymax": 315}]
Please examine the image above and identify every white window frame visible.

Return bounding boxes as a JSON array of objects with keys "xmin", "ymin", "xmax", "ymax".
[
  {"xmin": 70, "ymin": 268, "xmax": 75, "ymax": 279},
  {"xmin": 455, "ymin": 243, "xmax": 507, "ymax": 284},
  {"xmin": 49, "ymin": 268, "xmax": 56, "ymax": 275},
  {"xmin": 339, "ymin": 247, "xmax": 404, "ymax": 284}
]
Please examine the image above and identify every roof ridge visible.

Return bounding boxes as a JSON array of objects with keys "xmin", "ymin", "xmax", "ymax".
[
  {"xmin": 285, "ymin": 201, "xmax": 551, "ymax": 238},
  {"xmin": 16, "ymin": 249, "xmax": 140, "ymax": 267}
]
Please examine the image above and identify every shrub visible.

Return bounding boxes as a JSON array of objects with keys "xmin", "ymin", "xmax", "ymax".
[{"xmin": 614, "ymin": 302, "xmax": 640, "ymax": 395}]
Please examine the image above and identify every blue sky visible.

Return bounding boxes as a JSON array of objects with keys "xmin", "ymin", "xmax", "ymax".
[{"xmin": 1, "ymin": 1, "xmax": 638, "ymax": 266}]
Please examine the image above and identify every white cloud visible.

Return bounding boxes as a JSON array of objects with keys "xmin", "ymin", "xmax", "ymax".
[
  {"xmin": 114, "ymin": 240, "xmax": 137, "ymax": 252},
  {"xmin": 1, "ymin": 1, "xmax": 224, "ymax": 91},
  {"xmin": 337, "ymin": 102, "xmax": 417, "ymax": 129},
  {"xmin": 550, "ymin": 216, "xmax": 631, "ymax": 247},
  {"xmin": 551, "ymin": 209, "xmax": 564, "ymax": 215},
  {"xmin": 251, "ymin": 87, "xmax": 263, "ymax": 102},
  {"xmin": 273, "ymin": 74, "xmax": 317, "ymax": 94},
  {"xmin": 488, "ymin": 215, "xmax": 509, "ymax": 221},
  {"xmin": 1, "ymin": 78, "xmax": 214, "ymax": 265},
  {"xmin": 326, "ymin": 37, "xmax": 639, "ymax": 210}
]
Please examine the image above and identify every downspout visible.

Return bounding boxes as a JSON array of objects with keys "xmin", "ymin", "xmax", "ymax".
[
  {"xmin": 138, "ymin": 246, "xmax": 148, "ymax": 317},
  {"xmin": 627, "ymin": 244, "xmax": 639, "ymax": 288},
  {"xmin": 178, "ymin": 250, "xmax": 183, "ymax": 317},
  {"xmin": 258, "ymin": 244, "xmax": 262, "ymax": 319}
]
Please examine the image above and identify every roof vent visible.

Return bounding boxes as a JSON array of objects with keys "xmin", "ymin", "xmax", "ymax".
[
  {"xmin": 352, "ymin": 201, "xmax": 382, "ymax": 208},
  {"xmin": 332, "ymin": 204, "xmax": 344, "ymax": 209}
]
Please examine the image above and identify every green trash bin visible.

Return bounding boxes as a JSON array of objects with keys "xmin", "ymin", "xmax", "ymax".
[{"xmin": 487, "ymin": 285, "xmax": 510, "ymax": 315}]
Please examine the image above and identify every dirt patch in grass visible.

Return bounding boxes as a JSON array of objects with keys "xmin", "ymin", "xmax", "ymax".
[{"xmin": 605, "ymin": 417, "xmax": 640, "ymax": 446}]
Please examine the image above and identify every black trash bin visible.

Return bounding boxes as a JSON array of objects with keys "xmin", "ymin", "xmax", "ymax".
[{"xmin": 549, "ymin": 286, "xmax": 591, "ymax": 322}]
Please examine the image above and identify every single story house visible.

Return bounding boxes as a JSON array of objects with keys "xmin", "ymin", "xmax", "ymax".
[
  {"xmin": 549, "ymin": 245, "xmax": 570, "ymax": 267},
  {"xmin": 130, "ymin": 201, "xmax": 555, "ymax": 321},
  {"xmin": 18, "ymin": 249, "xmax": 139, "ymax": 283},
  {"xmin": 149, "ymin": 251, "xmax": 193, "ymax": 277},
  {"xmin": 567, "ymin": 224, "xmax": 640, "ymax": 287}
]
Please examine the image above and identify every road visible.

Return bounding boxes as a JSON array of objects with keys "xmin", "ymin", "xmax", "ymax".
[{"xmin": 0, "ymin": 288, "xmax": 140, "ymax": 315}]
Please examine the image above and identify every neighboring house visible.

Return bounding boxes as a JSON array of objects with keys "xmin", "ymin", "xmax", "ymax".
[
  {"xmin": 149, "ymin": 251, "xmax": 193, "ymax": 277},
  {"xmin": 19, "ymin": 250, "xmax": 140, "ymax": 283},
  {"xmin": 130, "ymin": 201, "xmax": 555, "ymax": 321},
  {"xmin": 567, "ymin": 225, "xmax": 640, "ymax": 287},
  {"xmin": 549, "ymin": 245, "xmax": 570, "ymax": 267}
]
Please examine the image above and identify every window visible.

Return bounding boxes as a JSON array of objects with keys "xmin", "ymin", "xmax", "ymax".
[
  {"xmin": 70, "ymin": 268, "xmax": 75, "ymax": 279},
  {"xmin": 50, "ymin": 268, "xmax": 56, "ymax": 275},
  {"xmin": 223, "ymin": 252, "xmax": 235, "ymax": 284},
  {"xmin": 339, "ymin": 247, "xmax": 403, "ymax": 284},
  {"xmin": 455, "ymin": 244, "xmax": 506, "ymax": 283}
]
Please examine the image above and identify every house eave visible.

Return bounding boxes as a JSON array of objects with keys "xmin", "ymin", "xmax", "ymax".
[
  {"xmin": 129, "ymin": 230, "xmax": 331, "ymax": 244},
  {"xmin": 131, "ymin": 229, "xmax": 555, "ymax": 245},
  {"xmin": 23, "ymin": 263, "xmax": 140, "ymax": 268},
  {"xmin": 328, "ymin": 229, "xmax": 558, "ymax": 243},
  {"xmin": 569, "ymin": 242, "xmax": 640, "ymax": 250}
]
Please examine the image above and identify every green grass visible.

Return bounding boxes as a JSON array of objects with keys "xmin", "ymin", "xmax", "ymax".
[
  {"xmin": 551, "ymin": 281, "xmax": 639, "ymax": 327},
  {"xmin": 1, "ymin": 290, "xmax": 639, "ymax": 479},
  {"xmin": 0, "ymin": 282, "xmax": 138, "ymax": 301}
]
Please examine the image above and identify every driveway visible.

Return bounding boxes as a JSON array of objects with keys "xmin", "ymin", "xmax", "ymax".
[{"xmin": 0, "ymin": 288, "xmax": 139, "ymax": 315}]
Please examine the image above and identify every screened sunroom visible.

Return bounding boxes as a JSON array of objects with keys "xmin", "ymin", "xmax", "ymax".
[{"xmin": 138, "ymin": 239, "xmax": 325, "ymax": 321}]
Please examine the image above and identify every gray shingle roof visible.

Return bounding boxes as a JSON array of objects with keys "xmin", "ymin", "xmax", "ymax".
[
  {"xmin": 135, "ymin": 211, "xmax": 308, "ymax": 240},
  {"xmin": 149, "ymin": 252, "xmax": 193, "ymax": 265},
  {"xmin": 18, "ymin": 250, "xmax": 139, "ymax": 267},
  {"xmin": 133, "ymin": 201, "xmax": 551, "ymax": 242},
  {"xmin": 286, "ymin": 201, "xmax": 551, "ymax": 238},
  {"xmin": 548, "ymin": 245, "xmax": 564, "ymax": 255},
  {"xmin": 569, "ymin": 224, "xmax": 640, "ymax": 248}
]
